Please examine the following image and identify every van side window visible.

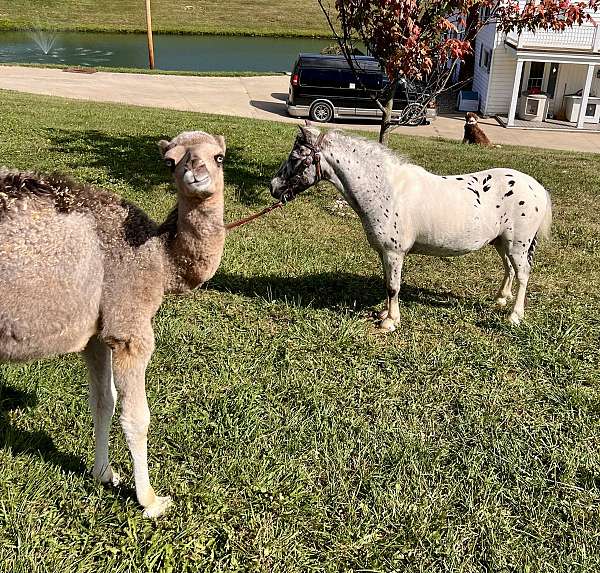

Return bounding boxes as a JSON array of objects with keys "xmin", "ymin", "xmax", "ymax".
[
  {"xmin": 300, "ymin": 69, "xmax": 340, "ymax": 87},
  {"xmin": 358, "ymin": 73, "xmax": 383, "ymax": 90}
]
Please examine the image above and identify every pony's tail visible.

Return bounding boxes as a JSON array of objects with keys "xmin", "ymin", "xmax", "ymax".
[{"xmin": 537, "ymin": 189, "xmax": 553, "ymax": 240}]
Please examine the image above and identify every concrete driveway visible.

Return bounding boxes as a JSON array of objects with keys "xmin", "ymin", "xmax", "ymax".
[{"xmin": 1, "ymin": 65, "xmax": 599, "ymax": 153}]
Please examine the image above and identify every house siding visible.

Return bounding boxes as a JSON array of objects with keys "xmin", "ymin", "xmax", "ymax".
[
  {"xmin": 483, "ymin": 43, "xmax": 518, "ymax": 115},
  {"xmin": 473, "ymin": 22, "xmax": 496, "ymax": 113}
]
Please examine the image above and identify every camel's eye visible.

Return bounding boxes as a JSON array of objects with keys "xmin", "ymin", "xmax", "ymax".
[{"xmin": 215, "ymin": 154, "xmax": 224, "ymax": 165}]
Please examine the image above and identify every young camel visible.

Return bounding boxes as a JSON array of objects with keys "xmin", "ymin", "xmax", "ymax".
[{"xmin": 0, "ymin": 131, "xmax": 227, "ymax": 517}]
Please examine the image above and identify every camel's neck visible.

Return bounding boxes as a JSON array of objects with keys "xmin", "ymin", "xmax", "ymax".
[
  {"xmin": 321, "ymin": 136, "xmax": 392, "ymax": 216},
  {"xmin": 163, "ymin": 194, "xmax": 226, "ymax": 294}
]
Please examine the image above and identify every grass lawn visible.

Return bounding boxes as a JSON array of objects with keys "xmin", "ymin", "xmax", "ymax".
[
  {"xmin": 0, "ymin": 89, "xmax": 599, "ymax": 572},
  {"xmin": 0, "ymin": 0, "xmax": 330, "ymax": 37}
]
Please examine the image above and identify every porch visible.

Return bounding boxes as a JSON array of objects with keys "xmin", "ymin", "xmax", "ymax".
[
  {"xmin": 496, "ymin": 115, "xmax": 600, "ymax": 131},
  {"xmin": 504, "ymin": 45, "xmax": 600, "ymax": 129}
]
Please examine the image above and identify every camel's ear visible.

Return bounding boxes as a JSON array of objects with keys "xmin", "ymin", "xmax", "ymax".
[
  {"xmin": 214, "ymin": 135, "xmax": 226, "ymax": 154},
  {"xmin": 158, "ymin": 140, "xmax": 171, "ymax": 158},
  {"xmin": 162, "ymin": 144, "xmax": 187, "ymax": 172}
]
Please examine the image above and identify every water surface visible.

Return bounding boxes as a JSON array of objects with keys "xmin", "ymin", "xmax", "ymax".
[{"xmin": 0, "ymin": 31, "xmax": 330, "ymax": 72}]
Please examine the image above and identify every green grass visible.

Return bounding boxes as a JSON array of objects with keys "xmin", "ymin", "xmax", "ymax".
[
  {"xmin": 0, "ymin": 0, "xmax": 331, "ymax": 37},
  {"xmin": 0, "ymin": 89, "xmax": 599, "ymax": 572},
  {"xmin": 0, "ymin": 62, "xmax": 281, "ymax": 77}
]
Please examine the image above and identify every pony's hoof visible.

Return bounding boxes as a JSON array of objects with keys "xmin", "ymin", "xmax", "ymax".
[
  {"xmin": 93, "ymin": 466, "xmax": 121, "ymax": 487},
  {"xmin": 495, "ymin": 297, "xmax": 508, "ymax": 308},
  {"xmin": 377, "ymin": 309, "xmax": 389, "ymax": 320},
  {"xmin": 508, "ymin": 312, "xmax": 522, "ymax": 325},
  {"xmin": 380, "ymin": 318, "xmax": 397, "ymax": 332},
  {"xmin": 143, "ymin": 495, "xmax": 173, "ymax": 519}
]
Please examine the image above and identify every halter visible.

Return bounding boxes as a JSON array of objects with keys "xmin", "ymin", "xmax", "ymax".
[
  {"xmin": 222, "ymin": 131, "xmax": 328, "ymax": 232},
  {"xmin": 302, "ymin": 131, "xmax": 327, "ymax": 182}
]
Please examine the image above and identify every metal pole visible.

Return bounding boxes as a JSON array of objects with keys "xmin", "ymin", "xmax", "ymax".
[{"xmin": 145, "ymin": 0, "xmax": 155, "ymax": 69}]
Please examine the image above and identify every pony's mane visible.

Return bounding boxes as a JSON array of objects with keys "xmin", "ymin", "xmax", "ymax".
[{"xmin": 328, "ymin": 130, "xmax": 409, "ymax": 168}]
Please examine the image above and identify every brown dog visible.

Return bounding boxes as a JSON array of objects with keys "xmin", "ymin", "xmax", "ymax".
[{"xmin": 463, "ymin": 112, "xmax": 492, "ymax": 146}]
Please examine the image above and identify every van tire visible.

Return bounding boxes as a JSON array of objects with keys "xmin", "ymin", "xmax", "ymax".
[{"xmin": 310, "ymin": 101, "xmax": 334, "ymax": 123}]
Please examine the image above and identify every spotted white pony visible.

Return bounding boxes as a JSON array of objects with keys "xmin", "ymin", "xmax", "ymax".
[{"xmin": 270, "ymin": 124, "xmax": 552, "ymax": 329}]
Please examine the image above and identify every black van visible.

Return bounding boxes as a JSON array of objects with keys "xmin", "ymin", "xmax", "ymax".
[{"xmin": 287, "ymin": 54, "xmax": 436, "ymax": 125}]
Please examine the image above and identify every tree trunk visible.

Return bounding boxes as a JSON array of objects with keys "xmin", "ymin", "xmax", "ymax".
[{"xmin": 378, "ymin": 81, "xmax": 397, "ymax": 146}]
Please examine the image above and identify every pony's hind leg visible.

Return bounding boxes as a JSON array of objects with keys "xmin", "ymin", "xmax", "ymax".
[
  {"xmin": 506, "ymin": 246, "xmax": 533, "ymax": 325},
  {"xmin": 83, "ymin": 335, "xmax": 120, "ymax": 486},
  {"xmin": 493, "ymin": 241, "xmax": 515, "ymax": 307},
  {"xmin": 380, "ymin": 250, "xmax": 405, "ymax": 332}
]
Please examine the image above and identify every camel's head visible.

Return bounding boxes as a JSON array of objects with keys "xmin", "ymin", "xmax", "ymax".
[{"xmin": 158, "ymin": 131, "xmax": 226, "ymax": 200}]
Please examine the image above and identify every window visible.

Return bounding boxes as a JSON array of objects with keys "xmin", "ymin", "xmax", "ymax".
[
  {"xmin": 527, "ymin": 62, "xmax": 545, "ymax": 92},
  {"xmin": 479, "ymin": 46, "xmax": 491, "ymax": 73},
  {"xmin": 300, "ymin": 69, "xmax": 339, "ymax": 87}
]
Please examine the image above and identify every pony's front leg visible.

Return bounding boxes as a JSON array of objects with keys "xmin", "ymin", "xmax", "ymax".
[{"xmin": 380, "ymin": 250, "xmax": 405, "ymax": 332}]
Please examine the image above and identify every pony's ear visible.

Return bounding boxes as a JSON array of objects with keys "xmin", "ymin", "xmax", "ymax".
[
  {"xmin": 297, "ymin": 123, "xmax": 319, "ymax": 143},
  {"xmin": 214, "ymin": 135, "xmax": 226, "ymax": 154}
]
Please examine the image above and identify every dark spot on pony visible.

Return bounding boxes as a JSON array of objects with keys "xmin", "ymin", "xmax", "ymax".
[
  {"xmin": 535, "ymin": 206, "xmax": 539, "ymax": 212},
  {"xmin": 496, "ymin": 205, "xmax": 500, "ymax": 208},
  {"xmin": 519, "ymin": 200, "xmax": 525, "ymax": 205},
  {"xmin": 508, "ymin": 180, "xmax": 515, "ymax": 187},
  {"xmin": 483, "ymin": 185, "xmax": 490, "ymax": 192},
  {"xmin": 521, "ymin": 213, "xmax": 526, "ymax": 216},
  {"xmin": 456, "ymin": 177, "xmax": 464, "ymax": 180},
  {"xmin": 504, "ymin": 190, "xmax": 514, "ymax": 198}
]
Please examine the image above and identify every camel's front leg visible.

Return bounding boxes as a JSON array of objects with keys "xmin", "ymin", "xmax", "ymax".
[
  {"xmin": 109, "ymin": 329, "xmax": 172, "ymax": 518},
  {"xmin": 83, "ymin": 335, "xmax": 120, "ymax": 487},
  {"xmin": 380, "ymin": 250, "xmax": 405, "ymax": 332}
]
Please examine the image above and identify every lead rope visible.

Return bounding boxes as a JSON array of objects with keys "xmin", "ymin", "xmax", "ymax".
[{"xmin": 224, "ymin": 200, "xmax": 284, "ymax": 232}]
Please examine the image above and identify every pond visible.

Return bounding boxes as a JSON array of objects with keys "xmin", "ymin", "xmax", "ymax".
[{"xmin": 0, "ymin": 31, "xmax": 330, "ymax": 73}]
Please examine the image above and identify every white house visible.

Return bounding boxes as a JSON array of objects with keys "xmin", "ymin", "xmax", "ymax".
[{"xmin": 473, "ymin": 4, "xmax": 600, "ymax": 128}]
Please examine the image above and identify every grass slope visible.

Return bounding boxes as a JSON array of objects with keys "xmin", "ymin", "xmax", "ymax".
[
  {"xmin": 0, "ymin": 0, "xmax": 330, "ymax": 37},
  {"xmin": 0, "ymin": 90, "xmax": 599, "ymax": 572}
]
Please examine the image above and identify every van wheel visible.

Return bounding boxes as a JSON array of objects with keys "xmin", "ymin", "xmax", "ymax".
[{"xmin": 310, "ymin": 101, "xmax": 334, "ymax": 123}]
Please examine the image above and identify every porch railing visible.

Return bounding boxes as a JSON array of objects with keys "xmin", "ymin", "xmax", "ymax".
[{"xmin": 506, "ymin": 22, "xmax": 600, "ymax": 53}]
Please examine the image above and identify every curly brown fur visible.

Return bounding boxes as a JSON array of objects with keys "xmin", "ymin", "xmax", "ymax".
[
  {"xmin": 462, "ymin": 112, "xmax": 492, "ymax": 147},
  {"xmin": 0, "ymin": 130, "xmax": 227, "ymax": 518}
]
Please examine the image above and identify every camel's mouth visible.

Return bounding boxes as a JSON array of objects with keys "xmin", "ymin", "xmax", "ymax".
[{"xmin": 184, "ymin": 171, "xmax": 212, "ymax": 193}]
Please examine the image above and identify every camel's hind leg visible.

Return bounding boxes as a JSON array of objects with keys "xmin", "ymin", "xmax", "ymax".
[
  {"xmin": 109, "ymin": 327, "xmax": 172, "ymax": 518},
  {"xmin": 83, "ymin": 335, "xmax": 120, "ymax": 487},
  {"xmin": 493, "ymin": 241, "xmax": 515, "ymax": 307}
]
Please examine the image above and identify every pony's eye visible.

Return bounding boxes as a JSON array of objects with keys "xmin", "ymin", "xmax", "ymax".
[{"xmin": 215, "ymin": 154, "xmax": 224, "ymax": 165}]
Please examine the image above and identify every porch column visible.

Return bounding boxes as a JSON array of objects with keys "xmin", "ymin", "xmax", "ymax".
[
  {"xmin": 507, "ymin": 60, "xmax": 524, "ymax": 127},
  {"xmin": 577, "ymin": 64, "xmax": 595, "ymax": 129}
]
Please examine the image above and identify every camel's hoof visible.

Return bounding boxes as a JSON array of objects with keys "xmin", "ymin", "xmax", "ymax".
[
  {"xmin": 94, "ymin": 466, "xmax": 121, "ymax": 487},
  {"xmin": 377, "ymin": 309, "xmax": 389, "ymax": 320},
  {"xmin": 143, "ymin": 495, "xmax": 173, "ymax": 519},
  {"xmin": 380, "ymin": 318, "xmax": 397, "ymax": 332},
  {"xmin": 508, "ymin": 312, "xmax": 522, "ymax": 325}
]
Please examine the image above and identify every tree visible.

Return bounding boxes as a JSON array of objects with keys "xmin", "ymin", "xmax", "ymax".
[{"xmin": 318, "ymin": 0, "xmax": 598, "ymax": 144}]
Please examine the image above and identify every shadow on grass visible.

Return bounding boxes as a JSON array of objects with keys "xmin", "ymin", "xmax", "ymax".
[
  {"xmin": 43, "ymin": 128, "xmax": 281, "ymax": 206},
  {"xmin": 0, "ymin": 383, "xmax": 86, "ymax": 475},
  {"xmin": 211, "ymin": 271, "xmax": 464, "ymax": 311},
  {"xmin": 0, "ymin": 379, "xmax": 138, "ymax": 504}
]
